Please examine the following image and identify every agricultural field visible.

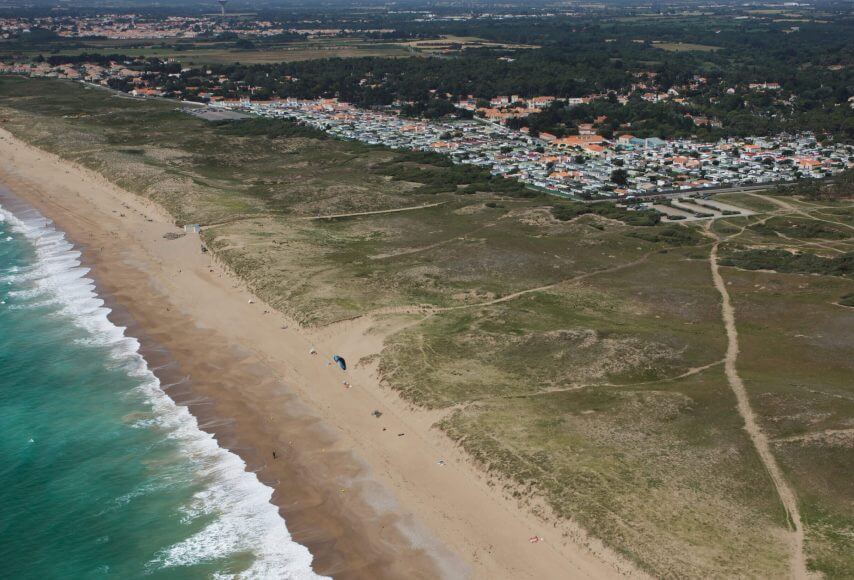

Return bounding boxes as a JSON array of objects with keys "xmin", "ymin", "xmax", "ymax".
[
  {"xmin": 399, "ymin": 35, "xmax": 539, "ymax": 54},
  {"xmin": 0, "ymin": 34, "xmax": 538, "ymax": 66},
  {"xmin": 0, "ymin": 33, "xmax": 537, "ymax": 66},
  {"xmin": 0, "ymin": 77, "xmax": 851, "ymax": 578},
  {"xmin": 651, "ymin": 41, "xmax": 721, "ymax": 52},
  {"xmin": 0, "ymin": 37, "xmax": 413, "ymax": 65}
]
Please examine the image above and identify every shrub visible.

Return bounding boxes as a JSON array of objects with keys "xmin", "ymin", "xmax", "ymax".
[
  {"xmin": 628, "ymin": 226, "xmax": 703, "ymax": 246},
  {"xmin": 551, "ymin": 202, "xmax": 661, "ymax": 226},
  {"xmin": 720, "ymin": 249, "xmax": 854, "ymax": 277}
]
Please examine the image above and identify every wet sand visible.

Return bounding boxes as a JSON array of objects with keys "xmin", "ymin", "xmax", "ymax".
[{"xmin": 0, "ymin": 126, "xmax": 636, "ymax": 579}]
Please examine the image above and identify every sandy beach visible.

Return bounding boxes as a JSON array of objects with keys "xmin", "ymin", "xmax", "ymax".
[{"xmin": 0, "ymin": 126, "xmax": 638, "ymax": 579}]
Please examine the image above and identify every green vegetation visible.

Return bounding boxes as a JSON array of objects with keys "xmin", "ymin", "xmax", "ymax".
[
  {"xmin": 720, "ymin": 249, "xmax": 854, "ymax": 277},
  {"xmin": 773, "ymin": 169, "xmax": 854, "ymax": 201},
  {"xmin": 750, "ymin": 217, "xmax": 851, "ymax": 240},
  {"xmin": 1, "ymin": 77, "xmax": 852, "ymax": 578},
  {"xmin": 101, "ymin": 14, "xmax": 851, "ymax": 139},
  {"xmin": 0, "ymin": 37, "xmax": 413, "ymax": 66},
  {"xmin": 717, "ymin": 267, "xmax": 854, "ymax": 577},
  {"xmin": 551, "ymin": 201, "xmax": 661, "ymax": 226},
  {"xmin": 627, "ymin": 225, "xmax": 703, "ymax": 246},
  {"xmin": 6, "ymin": 6, "xmax": 852, "ymax": 139},
  {"xmin": 215, "ymin": 117, "xmax": 328, "ymax": 140},
  {"xmin": 369, "ymin": 150, "xmax": 535, "ymax": 197}
]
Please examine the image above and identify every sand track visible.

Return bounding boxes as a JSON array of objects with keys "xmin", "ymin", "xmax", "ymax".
[
  {"xmin": 301, "ymin": 201, "xmax": 448, "ymax": 220},
  {"xmin": 707, "ymin": 225, "xmax": 809, "ymax": 579}
]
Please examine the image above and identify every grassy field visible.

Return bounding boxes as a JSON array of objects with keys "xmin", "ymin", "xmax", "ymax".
[
  {"xmin": 0, "ymin": 34, "xmax": 540, "ymax": 65},
  {"xmin": 1, "ymin": 77, "xmax": 852, "ymax": 577},
  {"xmin": 651, "ymin": 41, "xmax": 721, "ymax": 52},
  {"xmin": 400, "ymin": 35, "xmax": 539, "ymax": 54},
  {"xmin": 0, "ymin": 37, "xmax": 413, "ymax": 65}
]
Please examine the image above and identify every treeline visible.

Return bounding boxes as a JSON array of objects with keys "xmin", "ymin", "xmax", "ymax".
[
  {"xmin": 202, "ymin": 46, "xmax": 634, "ymax": 105},
  {"xmin": 10, "ymin": 9, "xmax": 853, "ymax": 141},
  {"xmin": 183, "ymin": 14, "xmax": 852, "ymax": 138}
]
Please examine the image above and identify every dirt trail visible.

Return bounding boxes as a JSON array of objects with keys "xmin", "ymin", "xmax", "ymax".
[
  {"xmin": 510, "ymin": 359, "xmax": 725, "ymax": 399},
  {"xmin": 317, "ymin": 251, "xmax": 654, "ymax": 329},
  {"xmin": 707, "ymin": 229, "xmax": 809, "ymax": 579},
  {"xmin": 301, "ymin": 201, "xmax": 448, "ymax": 220},
  {"xmin": 748, "ymin": 192, "xmax": 854, "ymax": 232},
  {"xmin": 436, "ymin": 251, "xmax": 653, "ymax": 313}
]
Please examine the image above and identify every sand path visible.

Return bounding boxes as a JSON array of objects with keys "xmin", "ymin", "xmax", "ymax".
[
  {"xmin": 706, "ymin": 223, "xmax": 808, "ymax": 579},
  {"xmin": 302, "ymin": 201, "xmax": 448, "ymax": 220},
  {"xmin": 748, "ymin": 192, "xmax": 854, "ymax": 232},
  {"xmin": 320, "ymin": 250, "xmax": 655, "ymax": 328}
]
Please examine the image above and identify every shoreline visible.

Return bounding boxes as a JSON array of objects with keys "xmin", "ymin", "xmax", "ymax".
[{"xmin": 0, "ymin": 126, "xmax": 638, "ymax": 579}]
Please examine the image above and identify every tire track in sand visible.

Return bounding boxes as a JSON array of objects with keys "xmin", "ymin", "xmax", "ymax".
[{"xmin": 708, "ymin": 235, "xmax": 809, "ymax": 579}]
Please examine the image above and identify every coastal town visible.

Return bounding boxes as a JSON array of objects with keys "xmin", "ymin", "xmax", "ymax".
[
  {"xmin": 1, "ymin": 2, "xmax": 853, "ymax": 580},
  {"xmin": 219, "ymin": 97, "xmax": 851, "ymax": 200},
  {"xmin": 1, "ymin": 56, "xmax": 851, "ymax": 201},
  {"xmin": 0, "ymin": 14, "xmax": 289, "ymax": 40}
]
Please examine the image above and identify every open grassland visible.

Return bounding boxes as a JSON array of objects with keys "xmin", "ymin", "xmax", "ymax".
[
  {"xmin": 1, "ymin": 77, "xmax": 852, "ymax": 577},
  {"xmin": 1, "ymin": 37, "xmax": 413, "ymax": 65},
  {"xmin": 0, "ymin": 34, "xmax": 537, "ymax": 65},
  {"xmin": 651, "ymin": 41, "xmax": 721, "ymax": 52},
  {"xmin": 400, "ymin": 35, "xmax": 539, "ymax": 54},
  {"xmin": 710, "ymin": 193, "xmax": 854, "ymax": 576}
]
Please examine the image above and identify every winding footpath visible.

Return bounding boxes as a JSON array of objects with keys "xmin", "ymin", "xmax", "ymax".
[{"xmin": 708, "ymin": 234, "xmax": 808, "ymax": 579}]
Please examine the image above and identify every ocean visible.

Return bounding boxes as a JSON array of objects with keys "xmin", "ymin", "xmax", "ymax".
[{"xmin": 0, "ymin": 199, "xmax": 324, "ymax": 579}]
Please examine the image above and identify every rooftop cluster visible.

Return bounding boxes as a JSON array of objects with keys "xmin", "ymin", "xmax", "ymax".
[
  {"xmin": 218, "ymin": 98, "xmax": 852, "ymax": 199},
  {"xmin": 1, "ymin": 55, "xmax": 850, "ymax": 201}
]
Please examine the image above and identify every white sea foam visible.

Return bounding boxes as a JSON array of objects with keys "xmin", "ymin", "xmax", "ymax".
[{"xmin": 0, "ymin": 203, "xmax": 327, "ymax": 580}]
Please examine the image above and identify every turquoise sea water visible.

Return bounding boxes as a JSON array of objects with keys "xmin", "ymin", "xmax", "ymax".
[{"xmin": 0, "ymin": 200, "xmax": 323, "ymax": 579}]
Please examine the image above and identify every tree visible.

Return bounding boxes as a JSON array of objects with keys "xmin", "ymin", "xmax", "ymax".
[{"xmin": 611, "ymin": 169, "xmax": 629, "ymax": 185}]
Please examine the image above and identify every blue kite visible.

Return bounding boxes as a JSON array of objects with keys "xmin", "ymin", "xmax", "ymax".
[{"xmin": 332, "ymin": 354, "xmax": 347, "ymax": 371}]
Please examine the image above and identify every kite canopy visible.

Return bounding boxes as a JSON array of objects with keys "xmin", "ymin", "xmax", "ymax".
[{"xmin": 332, "ymin": 354, "xmax": 347, "ymax": 371}]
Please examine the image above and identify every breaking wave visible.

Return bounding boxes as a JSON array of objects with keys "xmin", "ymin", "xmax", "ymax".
[{"xmin": 0, "ymin": 203, "xmax": 326, "ymax": 579}]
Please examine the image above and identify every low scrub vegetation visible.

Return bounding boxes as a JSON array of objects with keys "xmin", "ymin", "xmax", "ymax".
[
  {"xmin": 772, "ymin": 169, "xmax": 854, "ymax": 201},
  {"xmin": 628, "ymin": 225, "xmax": 703, "ymax": 246},
  {"xmin": 750, "ymin": 217, "xmax": 850, "ymax": 240},
  {"xmin": 372, "ymin": 150, "xmax": 535, "ymax": 197},
  {"xmin": 720, "ymin": 249, "xmax": 854, "ymax": 277},
  {"xmin": 551, "ymin": 201, "xmax": 661, "ymax": 226},
  {"xmin": 215, "ymin": 117, "xmax": 328, "ymax": 140}
]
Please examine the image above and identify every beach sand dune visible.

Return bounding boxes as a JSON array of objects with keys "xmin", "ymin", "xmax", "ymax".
[{"xmin": 0, "ymin": 127, "xmax": 637, "ymax": 579}]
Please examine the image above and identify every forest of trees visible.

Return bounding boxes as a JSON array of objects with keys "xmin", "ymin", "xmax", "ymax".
[
  {"xmin": 180, "ymin": 14, "xmax": 853, "ymax": 139},
  {"xmin": 5, "ymin": 7, "xmax": 852, "ymax": 140}
]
